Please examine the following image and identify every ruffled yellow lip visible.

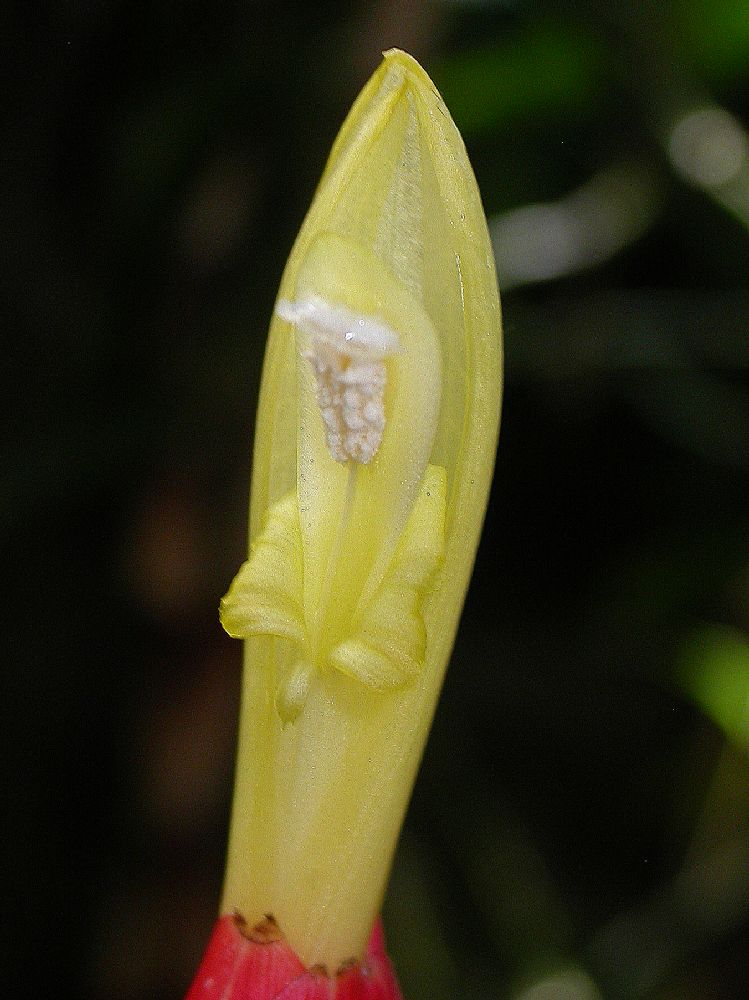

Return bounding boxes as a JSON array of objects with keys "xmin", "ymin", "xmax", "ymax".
[{"xmin": 221, "ymin": 463, "xmax": 446, "ymax": 722}]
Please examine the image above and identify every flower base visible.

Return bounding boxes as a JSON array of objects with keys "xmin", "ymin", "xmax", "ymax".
[{"xmin": 185, "ymin": 914, "xmax": 403, "ymax": 1000}]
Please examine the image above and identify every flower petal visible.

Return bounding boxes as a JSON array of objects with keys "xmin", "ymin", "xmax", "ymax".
[
  {"xmin": 329, "ymin": 464, "xmax": 446, "ymax": 689},
  {"xmin": 220, "ymin": 492, "xmax": 305, "ymax": 645}
]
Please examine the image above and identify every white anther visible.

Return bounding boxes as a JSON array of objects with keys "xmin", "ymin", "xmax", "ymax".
[{"xmin": 276, "ymin": 295, "xmax": 400, "ymax": 464}]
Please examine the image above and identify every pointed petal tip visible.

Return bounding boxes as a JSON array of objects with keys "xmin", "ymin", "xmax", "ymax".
[
  {"xmin": 381, "ymin": 49, "xmax": 443, "ymax": 100},
  {"xmin": 380, "ymin": 48, "xmax": 419, "ymax": 73}
]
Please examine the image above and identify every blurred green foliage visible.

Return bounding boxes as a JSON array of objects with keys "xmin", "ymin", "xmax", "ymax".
[
  {"xmin": 680, "ymin": 627, "xmax": 749, "ymax": 749},
  {"xmin": 4, "ymin": 1, "xmax": 749, "ymax": 999},
  {"xmin": 434, "ymin": 21, "xmax": 604, "ymax": 133}
]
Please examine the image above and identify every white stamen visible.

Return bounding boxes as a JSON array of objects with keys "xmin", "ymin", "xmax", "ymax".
[{"xmin": 276, "ymin": 295, "xmax": 400, "ymax": 464}]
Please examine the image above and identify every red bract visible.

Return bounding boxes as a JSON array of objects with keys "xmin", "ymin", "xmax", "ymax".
[{"xmin": 186, "ymin": 915, "xmax": 403, "ymax": 1000}]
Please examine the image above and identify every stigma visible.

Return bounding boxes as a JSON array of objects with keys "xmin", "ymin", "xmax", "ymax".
[{"xmin": 276, "ymin": 295, "xmax": 400, "ymax": 464}]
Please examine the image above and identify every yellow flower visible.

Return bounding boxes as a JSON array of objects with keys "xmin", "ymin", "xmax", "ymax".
[{"xmin": 219, "ymin": 49, "xmax": 502, "ymax": 973}]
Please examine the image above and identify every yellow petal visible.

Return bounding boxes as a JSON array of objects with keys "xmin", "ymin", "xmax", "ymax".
[
  {"xmin": 221, "ymin": 464, "xmax": 445, "ymax": 699},
  {"xmin": 330, "ymin": 464, "xmax": 446, "ymax": 689},
  {"xmin": 219, "ymin": 492, "xmax": 304, "ymax": 645},
  {"xmin": 221, "ymin": 49, "xmax": 502, "ymax": 972}
]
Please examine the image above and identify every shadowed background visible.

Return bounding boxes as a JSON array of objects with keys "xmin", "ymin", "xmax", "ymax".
[{"xmin": 4, "ymin": 1, "xmax": 749, "ymax": 998}]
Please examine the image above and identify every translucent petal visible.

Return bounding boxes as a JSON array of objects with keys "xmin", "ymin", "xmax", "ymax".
[
  {"xmin": 222, "ymin": 50, "xmax": 503, "ymax": 971},
  {"xmin": 220, "ymin": 492, "xmax": 304, "ymax": 645},
  {"xmin": 220, "ymin": 465, "xmax": 446, "ymax": 695},
  {"xmin": 330, "ymin": 465, "xmax": 446, "ymax": 689}
]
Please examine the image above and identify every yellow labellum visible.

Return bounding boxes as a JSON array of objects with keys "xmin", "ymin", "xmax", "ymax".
[{"xmin": 220, "ymin": 49, "xmax": 502, "ymax": 971}]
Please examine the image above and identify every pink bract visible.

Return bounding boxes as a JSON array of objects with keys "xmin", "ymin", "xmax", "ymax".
[{"xmin": 186, "ymin": 915, "xmax": 403, "ymax": 1000}]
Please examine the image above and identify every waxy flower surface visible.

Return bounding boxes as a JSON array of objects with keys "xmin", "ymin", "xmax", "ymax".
[{"xmin": 188, "ymin": 49, "xmax": 503, "ymax": 996}]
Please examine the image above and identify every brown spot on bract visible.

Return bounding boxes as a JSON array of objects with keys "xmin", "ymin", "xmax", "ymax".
[
  {"xmin": 336, "ymin": 956, "xmax": 359, "ymax": 976},
  {"xmin": 246, "ymin": 913, "xmax": 284, "ymax": 944}
]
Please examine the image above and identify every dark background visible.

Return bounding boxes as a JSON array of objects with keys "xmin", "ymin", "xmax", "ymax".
[{"xmin": 5, "ymin": 1, "xmax": 749, "ymax": 998}]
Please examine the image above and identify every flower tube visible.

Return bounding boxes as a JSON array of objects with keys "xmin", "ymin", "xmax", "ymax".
[{"xmin": 186, "ymin": 48, "xmax": 502, "ymax": 998}]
